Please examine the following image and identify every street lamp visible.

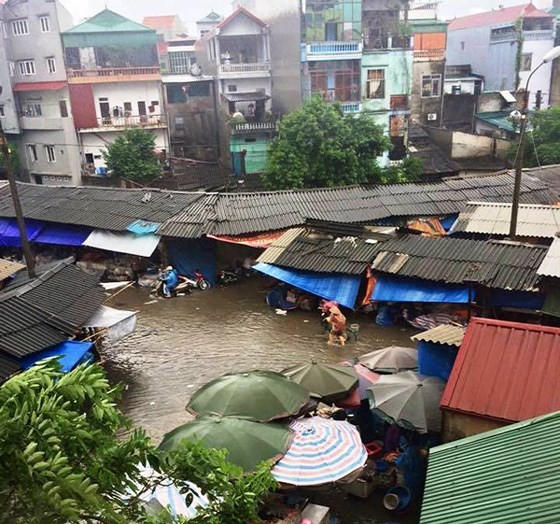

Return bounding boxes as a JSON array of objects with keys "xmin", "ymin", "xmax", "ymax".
[{"xmin": 509, "ymin": 45, "xmax": 560, "ymax": 240}]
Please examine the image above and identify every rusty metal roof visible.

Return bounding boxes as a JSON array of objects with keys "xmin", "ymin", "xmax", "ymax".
[
  {"xmin": 257, "ymin": 228, "xmax": 306, "ymax": 265},
  {"xmin": 450, "ymin": 202, "xmax": 560, "ymax": 238},
  {"xmin": 370, "ymin": 235, "xmax": 548, "ymax": 292},
  {"xmin": 411, "ymin": 324, "xmax": 466, "ymax": 347},
  {"xmin": 537, "ymin": 236, "xmax": 560, "ymax": 278},
  {"xmin": 0, "ymin": 258, "xmax": 25, "ymax": 282},
  {"xmin": 441, "ymin": 318, "xmax": 560, "ymax": 423}
]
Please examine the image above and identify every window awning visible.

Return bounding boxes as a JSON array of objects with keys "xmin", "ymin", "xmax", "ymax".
[
  {"xmin": 207, "ymin": 231, "xmax": 287, "ymax": 249},
  {"xmin": 12, "ymin": 81, "xmax": 67, "ymax": 92},
  {"xmin": 253, "ymin": 262, "xmax": 362, "ymax": 309},
  {"xmin": 19, "ymin": 341, "xmax": 94, "ymax": 373},
  {"xmin": 372, "ymin": 275, "xmax": 469, "ymax": 303},
  {"xmin": 499, "ymin": 90, "xmax": 517, "ymax": 103},
  {"xmin": 83, "ymin": 230, "xmax": 161, "ymax": 257}
]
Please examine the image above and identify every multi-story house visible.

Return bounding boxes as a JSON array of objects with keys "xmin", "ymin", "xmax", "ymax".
[
  {"xmin": 61, "ymin": 9, "xmax": 168, "ymax": 174},
  {"xmin": 197, "ymin": 11, "xmax": 223, "ymax": 39},
  {"xmin": 447, "ymin": 4, "xmax": 556, "ymax": 109},
  {"xmin": 197, "ymin": 7, "xmax": 274, "ymax": 174},
  {"xmin": 0, "ymin": 0, "xmax": 81, "ymax": 185}
]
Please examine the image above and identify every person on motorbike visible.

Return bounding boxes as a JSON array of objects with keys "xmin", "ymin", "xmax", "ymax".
[{"xmin": 162, "ymin": 265, "xmax": 179, "ymax": 298}]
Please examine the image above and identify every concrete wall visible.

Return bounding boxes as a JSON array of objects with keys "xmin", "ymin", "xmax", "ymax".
[
  {"xmin": 0, "ymin": 27, "xmax": 20, "ymax": 135},
  {"xmin": 234, "ymin": 0, "xmax": 303, "ymax": 114},
  {"xmin": 426, "ymin": 126, "xmax": 510, "ymax": 160},
  {"xmin": 221, "ymin": 11, "xmax": 263, "ymax": 36},
  {"xmin": 520, "ymin": 36, "xmax": 555, "ymax": 108},
  {"xmin": 442, "ymin": 410, "xmax": 506, "ymax": 442},
  {"xmin": 230, "ymin": 134, "xmax": 271, "ymax": 174},
  {"xmin": 90, "ymin": 82, "xmax": 165, "ymax": 120},
  {"xmin": 410, "ymin": 59, "xmax": 445, "ymax": 125}
]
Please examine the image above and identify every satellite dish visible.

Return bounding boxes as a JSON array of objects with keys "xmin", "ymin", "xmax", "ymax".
[{"xmin": 190, "ymin": 63, "xmax": 202, "ymax": 76}]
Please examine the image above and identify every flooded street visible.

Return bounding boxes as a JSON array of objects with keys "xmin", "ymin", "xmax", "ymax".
[{"xmin": 104, "ymin": 275, "xmax": 419, "ymax": 523}]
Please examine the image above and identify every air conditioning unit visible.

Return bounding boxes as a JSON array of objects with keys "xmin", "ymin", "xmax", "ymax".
[{"xmin": 427, "ymin": 113, "xmax": 438, "ymax": 121}]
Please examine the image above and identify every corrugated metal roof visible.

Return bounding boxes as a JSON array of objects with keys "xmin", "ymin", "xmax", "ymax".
[
  {"xmin": 257, "ymin": 228, "xmax": 306, "ymax": 265},
  {"xmin": 0, "ymin": 354, "xmax": 20, "ymax": 383},
  {"xmin": 522, "ymin": 164, "xmax": 560, "ymax": 201},
  {"xmin": 0, "ymin": 258, "xmax": 25, "ymax": 281},
  {"xmin": 370, "ymin": 235, "xmax": 548, "ymax": 292},
  {"xmin": 0, "ymin": 259, "xmax": 105, "ymax": 357},
  {"xmin": 411, "ymin": 324, "xmax": 466, "ymax": 346},
  {"xmin": 538, "ymin": 236, "xmax": 560, "ymax": 278},
  {"xmin": 441, "ymin": 318, "xmax": 560, "ymax": 423},
  {"xmin": 421, "ymin": 410, "xmax": 560, "ymax": 524},
  {"xmin": 450, "ymin": 201, "xmax": 560, "ymax": 238}
]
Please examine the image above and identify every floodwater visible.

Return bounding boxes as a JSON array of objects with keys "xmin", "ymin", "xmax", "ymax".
[{"xmin": 104, "ymin": 276, "xmax": 420, "ymax": 524}]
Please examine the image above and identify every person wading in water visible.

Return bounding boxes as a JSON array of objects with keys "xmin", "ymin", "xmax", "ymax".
[{"xmin": 326, "ymin": 306, "xmax": 347, "ymax": 346}]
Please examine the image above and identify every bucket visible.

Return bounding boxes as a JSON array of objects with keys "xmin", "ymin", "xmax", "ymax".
[
  {"xmin": 350, "ymin": 323, "xmax": 360, "ymax": 333},
  {"xmin": 383, "ymin": 486, "xmax": 411, "ymax": 512}
]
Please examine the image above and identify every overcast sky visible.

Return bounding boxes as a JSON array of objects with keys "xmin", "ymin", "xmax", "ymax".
[{"xmin": 60, "ymin": 0, "xmax": 553, "ymax": 31}]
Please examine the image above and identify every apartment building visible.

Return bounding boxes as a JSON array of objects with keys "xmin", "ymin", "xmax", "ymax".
[
  {"xmin": 0, "ymin": 0, "xmax": 81, "ymax": 185},
  {"xmin": 61, "ymin": 9, "xmax": 167, "ymax": 174}
]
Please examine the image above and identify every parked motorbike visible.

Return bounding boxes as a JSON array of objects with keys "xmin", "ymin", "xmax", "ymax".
[
  {"xmin": 185, "ymin": 269, "xmax": 211, "ymax": 291},
  {"xmin": 217, "ymin": 269, "xmax": 240, "ymax": 287},
  {"xmin": 151, "ymin": 275, "xmax": 192, "ymax": 298}
]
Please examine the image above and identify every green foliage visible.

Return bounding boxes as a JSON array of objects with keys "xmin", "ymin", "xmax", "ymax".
[
  {"xmin": 103, "ymin": 128, "xmax": 162, "ymax": 182},
  {"xmin": 163, "ymin": 440, "xmax": 278, "ymax": 524},
  {"xmin": 0, "ymin": 360, "xmax": 159, "ymax": 524},
  {"xmin": 381, "ymin": 156, "xmax": 424, "ymax": 184},
  {"xmin": 0, "ymin": 142, "xmax": 21, "ymax": 175},
  {"xmin": 508, "ymin": 107, "xmax": 560, "ymax": 167},
  {"xmin": 262, "ymin": 96, "xmax": 390, "ymax": 189},
  {"xmin": 514, "ymin": 18, "xmax": 524, "ymax": 90}
]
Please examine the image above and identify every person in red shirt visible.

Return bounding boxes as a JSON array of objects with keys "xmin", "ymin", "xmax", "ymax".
[{"xmin": 327, "ymin": 306, "xmax": 347, "ymax": 346}]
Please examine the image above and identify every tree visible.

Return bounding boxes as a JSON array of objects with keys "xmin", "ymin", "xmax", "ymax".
[
  {"xmin": 513, "ymin": 107, "xmax": 560, "ymax": 167},
  {"xmin": 103, "ymin": 128, "xmax": 162, "ymax": 182},
  {"xmin": 0, "ymin": 360, "xmax": 158, "ymax": 523},
  {"xmin": 262, "ymin": 96, "xmax": 390, "ymax": 189}
]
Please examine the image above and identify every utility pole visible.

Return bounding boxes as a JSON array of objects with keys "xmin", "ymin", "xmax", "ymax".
[{"xmin": 0, "ymin": 119, "xmax": 36, "ymax": 278}]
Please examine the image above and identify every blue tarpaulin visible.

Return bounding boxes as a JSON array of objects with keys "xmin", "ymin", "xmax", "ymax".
[
  {"xmin": 167, "ymin": 238, "xmax": 217, "ymax": 284},
  {"xmin": 127, "ymin": 220, "xmax": 161, "ymax": 235},
  {"xmin": 19, "ymin": 341, "xmax": 94, "ymax": 372},
  {"xmin": 34, "ymin": 224, "xmax": 91, "ymax": 246},
  {"xmin": 253, "ymin": 262, "xmax": 362, "ymax": 309},
  {"xmin": 440, "ymin": 214, "xmax": 458, "ymax": 231},
  {"xmin": 372, "ymin": 275, "xmax": 469, "ymax": 303},
  {"xmin": 417, "ymin": 340, "xmax": 459, "ymax": 381},
  {"xmin": 0, "ymin": 218, "xmax": 42, "ymax": 247},
  {"xmin": 488, "ymin": 289, "xmax": 546, "ymax": 310}
]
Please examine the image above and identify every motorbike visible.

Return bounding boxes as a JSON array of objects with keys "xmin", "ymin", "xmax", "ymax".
[
  {"xmin": 217, "ymin": 269, "xmax": 241, "ymax": 286},
  {"xmin": 151, "ymin": 269, "xmax": 210, "ymax": 297},
  {"xmin": 185, "ymin": 269, "xmax": 211, "ymax": 290}
]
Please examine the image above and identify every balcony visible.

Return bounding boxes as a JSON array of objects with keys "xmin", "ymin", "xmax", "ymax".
[
  {"xmin": 19, "ymin": 116, "xmax": 66, "ymax": 131},
  {"xmin": 524, "ymin": 29, "xmax": 555, "ymax": 41},
  {"xmin": 78, "ymin": 114, "xmax": 167, "ymax": 133},
  {"xmin": 306, "ymin": 41, "xmax": 363, "ymax": 61},
  {"xmin": 218, "ymin": 62, "xmax": 271, "ymax": 79},
  {"xmin": 230, "ymin": 121, "xmax": 276, "ymax": 135},
  {"xmin": 67, "ymin": 66, "xmax": 161, "ymax": 84},
  {"xmin": 340, "ymin": 102, "xmax": 362, "ymax": 114},
  {"xmin": 413, "ymin": 49, "xmax": 445, "ymax": 61}
]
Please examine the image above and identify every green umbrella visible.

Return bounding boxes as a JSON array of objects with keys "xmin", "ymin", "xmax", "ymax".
[
  {"xmin": 282, "ymin": 361, "xmax": 359, "ymax": 402},
  {"xmin": 186, "ymin": 370, "xmax": 309, "ymax": 422},
  {"xmin": 158, "ymin": 416, "xmax": 292, "ymax": 471}
]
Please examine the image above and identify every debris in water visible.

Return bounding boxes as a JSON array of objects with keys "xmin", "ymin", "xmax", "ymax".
[
  {"xmin": 304, "ymin": 320, "xmax": 310, "ymax": 323},
  {"xmin": 187, "ymin": 384, "xmax": 195, "ymax": 388},
  {"xmin": 150, "ymin": 401, "xmax": 156, "ymax": 406},
  {"xmin": 144, "ymin": 300, "xmax": 158, "ymax": 305},
  {"xmin": 275, "ymin": 309, "xmax": 287, "ymax": 316}
]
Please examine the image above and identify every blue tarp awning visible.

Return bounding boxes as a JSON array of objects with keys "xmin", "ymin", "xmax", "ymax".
[
  {"xmin": 372, "ymin": 275, "xmax": 469, "ymax": 303},
  {"xmin": 127, "ymin": 220, "xmax": 161, "ymax": 235},
  {"xmin": 34, "ymin": 224, "xmax": 91, "ymax": 246},
  {"xmin": 253, "ymin": 262, "xmax": 362, "ymax": 309},
  {"xmin": 417, "ymin": 340, "xmax": 459, "ymax": 381},
  {"xmin": 488, "ymin": 289, "xmax": 545, "ymax": 310},
  {"xmin": 19, "ymin": 340, "xmax": 94, "ymax": 372},
  {"xmin": 0, "ymin": 218, "xmax": 42, "ymax": 247},
  {"xmin": 440, "ymin": 214, "xmax": 458, "ymax": 232}
]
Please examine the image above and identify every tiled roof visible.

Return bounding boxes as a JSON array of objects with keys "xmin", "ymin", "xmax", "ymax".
[
  {"xmin": 450, "ymin": 202, "xmax": 560, "ymax": 238},
  {"xmin": 411, "ymin": 324, "xmax": 466, "ymax": 347},
  {"xmin": 519, "ymin": 164, "xmax": 560, "ymax": 201},
  {"xmin": 441, "ymin": 318, "xmax": 560, "ymax": 423},
  {"xmin": 0, "ymin": 258, "xmax": 25, "ymax": 282},
  {"xmin": 537, "ymin": 236, "xmax": 560, "ymax": 278},
  {"xmin": 448, "ymin": 4, "xmax": 552, "ymax": 31},
  {"xmin": 142, "ymin": 15, "xmax": 178, "ymax": 30},
  {"xmin": 370, "ymin": 235, "xmax": 547, "ymax": 292},
  {"xmin": 0, "ymin": 259, "xmax": 105, "ymax": 358},
  {"xmin": 408, "ymin": 124, "xmax": 460, "ymax": 177},
  {"xmin": 421, "ymin": 410, "xmax": 560, "ymax": 524}
]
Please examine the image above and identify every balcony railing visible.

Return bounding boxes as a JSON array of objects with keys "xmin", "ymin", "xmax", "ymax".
[
  {"xmin": 218, "ymin": 63, "xmax": 271, "ymax": 74},
  {"xmin": 524, "ymin": 29, "xmax": 555, "ymax": 41},
  {"xmin": 414, "ymin": 49, "xmax": 445, "ymax": 60},
  {"xmin": 81, "ymin": 114, "xmax": 167, "ymax": 131},
  {"xmin": 307, "ymin": 41, "xmax": 362, "ymax": 56},
  {"xmin": 231, "ymin": 121, "xmax": 276, "ymax": 134},
  {"xmin": 67, "ymin": 66, "xmax": 160, "ymax": 79},
  {"xmin": 340, "ymin": 102, "xmax": 362, "ymax": 114}
]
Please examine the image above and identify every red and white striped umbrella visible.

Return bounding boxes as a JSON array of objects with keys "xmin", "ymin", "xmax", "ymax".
[{"xmin": 271, "ymin": 417, "xmax": 367, "ymax": 486}]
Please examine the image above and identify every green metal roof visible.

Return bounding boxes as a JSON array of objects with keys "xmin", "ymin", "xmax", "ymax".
[
  {"xmin": 474, "ymin": 111, "xmax": 518, "ymax": 134},
  {"xmin": 421, "ymin": 410, "xmax": 560, "ymax": 523},
  {"xmin": 64, "ymin": 9, "xmax": 154, "ymax": 34},
  {"xmin": 198, "ymin": 11, "xmax": 223, "ymax": 23}
]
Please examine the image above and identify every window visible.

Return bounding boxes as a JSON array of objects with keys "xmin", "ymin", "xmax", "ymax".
[
  {"xmin": 123, "ymin": 102, "xmax": 132, "ymax": 116},
  {"xmin": 521, "ymin": 53, "xmax": 532, "ymax": 72},
  {"xmin": 390, "ymin": 95, "xmax": 408, "ymax": 110},
  {"xmin": 21, "ymin": 103, "xmax": 42, "ymax": 117},
  {"xmin": 421, "ymin": 74, "xmax": 442, "ymax": 97},
  {"xmin": 39, "ymin": 15, "xmax": 50, "ymax": 33},
  {"xmin": 8, "ymin": 61, "xmax": 14, "ymax": 77},
  {"xmin": 28, "ymin": 145, "xmax": 38, "ymax": 162},
  {"xmin": 46, "ymin": 57, "xmax": 56, "ymax": 74},
  {"xmin": 18, "ymin": 60, "xmax": 36, "ymax": 76},
  {"xmin": 12, "ymin": 18, "xmax": 29, "ymax": 36},
  {"xmin": 59, "ymin": 100, "xmax": 68, "ymax": 117},
  {"xmin": 0, "ymin": 105, "xmax": 4, "ymax": 117},
  {"xmin": 1, "ymin": 21, "xmax": 7, "ymax": 38},
  {"xmin": 367, "ymin": 69, "xmax": 385, "ymax": 99},
  {"xmin": 451, "ymin": 85, "xmax": 462, "ymax": 95},
  {"xmin": 227, "ymin": 84, "xmax": 238, "ymax": 92},
  {"xmin": 45, "ymin": 146, "xmax": 56, "ymax": 163},
  {"xmin": 169, "ymin": 51, "xmax": 191, "ymax": 74}
]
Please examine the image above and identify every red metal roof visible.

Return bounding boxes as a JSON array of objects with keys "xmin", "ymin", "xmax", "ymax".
[
  {"xmin": 441, "ymin": 318, "xmax": 560, "ymax": 423},
  {"xmin": 142, "ymin": 15, "xmax": 177, "ymax": 30},
  {"xmin": 448, "ymin": 4, "xmax": 552, "ymax": 31},
  {"xmin": 12, "ymin": 81, "xmax": 67, "ymax": 92}
]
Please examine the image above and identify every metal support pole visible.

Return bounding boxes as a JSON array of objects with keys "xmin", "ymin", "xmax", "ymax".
[{"xmin": 0, "ymin": 119, "xmax": 36, "ymax": 278}]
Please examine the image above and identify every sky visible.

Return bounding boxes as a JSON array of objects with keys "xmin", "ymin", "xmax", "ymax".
[{"xmin": 60, "ymin": 0, "xmax": 553, "ymax": 31}]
